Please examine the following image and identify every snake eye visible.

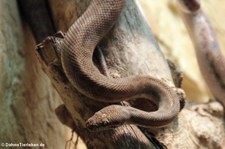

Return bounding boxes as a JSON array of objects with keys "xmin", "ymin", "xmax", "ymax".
[{"xmin": 178, "ymin": 0, "xmax": 201, "ymax": 13}]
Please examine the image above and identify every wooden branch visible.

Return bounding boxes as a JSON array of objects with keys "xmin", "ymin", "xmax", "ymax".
[
  {"xmin": 36, "ymin": 0, "xmax": 168, "ymax": 148},
  {"xmin": 0, "ymin": 0, "xmax": 225, "ymax": 149},
  {"xmin": 35, "ymin": 0, "xmax": 225, "ymax": 148},
  {"xmin": 1, "ymin": 0, "xmax": 224, "ymax": 148},
  {"xmin": 156, "ymin": 101, "xmax": 225, "ymax": 148}
]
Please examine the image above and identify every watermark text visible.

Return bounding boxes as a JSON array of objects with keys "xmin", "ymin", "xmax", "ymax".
[{"xmin": 1, "ymin": 142, "xmax": 45, "ymax": 148}]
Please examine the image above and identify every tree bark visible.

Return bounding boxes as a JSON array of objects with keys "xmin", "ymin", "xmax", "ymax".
[
  {"xmin": 1, "ymin": 0, "xmax": 224, "ymax": 149},
  {"xmin": 37, "ymin": 0, "xmax": 168, "ymax": 148}
]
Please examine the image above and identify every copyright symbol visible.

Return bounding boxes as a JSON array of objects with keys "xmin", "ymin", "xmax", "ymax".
[{"xmin": 1, "ymin": 143, "xmax": 4, "ymax": 147}]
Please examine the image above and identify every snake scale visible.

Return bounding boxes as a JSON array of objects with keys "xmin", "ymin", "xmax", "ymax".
[
  {"xmin": 178, "ymin": 0, "xmax": 225, "ymax": 107},
  {"xmin": 60, "ymin": 0, "xmax": 184, "ymax": 130},
  {"xmin": 19, "ymin": 0, "xmax": 184, "ymax": 130}
]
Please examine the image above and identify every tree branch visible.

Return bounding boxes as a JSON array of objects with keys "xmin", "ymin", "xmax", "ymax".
[
  {"xmin": 35, "ymin": 0, "xmax": 225, "ymax": 148},
  {"xmin": 36, "ymin": 0, "xmax": 174, "ymax": 148}
]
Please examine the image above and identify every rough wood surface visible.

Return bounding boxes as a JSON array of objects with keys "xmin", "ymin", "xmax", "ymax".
[
  {"xmin": 37, "ymin": 0, "xmax": 225, "ymax": 148},
  {"xmin": 37, "ymin": 0, "xmax": 174, "ymax": 148},
  {"xmin": 1, "ymin": 0, "xmax": 225, "ymax": 149},
  {"xmin": 156, "ymin": 102, "xmax": 225, "ymax": 148}
]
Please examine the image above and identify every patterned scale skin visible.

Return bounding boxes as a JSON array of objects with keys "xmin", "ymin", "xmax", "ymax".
[{"xmin": 60, "ymin": 0, "xmax": 185, "ymax": 131}]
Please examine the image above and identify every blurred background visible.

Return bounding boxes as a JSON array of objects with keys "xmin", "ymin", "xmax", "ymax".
[
  {"xmin": 140, "ymin": 0, "xmax": 225, "ymax": 103},
  {"xmin": 1, "ymin": 0, "xmax": 224, "ymax": 149},
  {"xmin": 77, "ymin": 0, "xmax": 225, "ymax": 148}
]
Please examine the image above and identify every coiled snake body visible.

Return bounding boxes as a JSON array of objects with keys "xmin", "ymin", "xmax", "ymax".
[{"xmin": 61, "ymin": 0, "xmax": 184, "ymax": 130}]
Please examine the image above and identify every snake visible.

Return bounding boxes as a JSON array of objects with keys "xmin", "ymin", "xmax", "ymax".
[
  {"xmin": 60, "ymin": 0, "xmax": 185, "ymax": 131},
  {"xmin": 177, "ymin": 0, "xmax": 225, "ymax": 107}
]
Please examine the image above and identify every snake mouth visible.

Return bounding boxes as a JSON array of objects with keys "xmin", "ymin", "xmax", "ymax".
[
  {"xmin": 86, "ymin": 120, "xmax": 122, "ymax": 131},
  {"xmin": 86, "ymin": 114, "xmax": 125, "ymax": 131},
  {"xmin": 86, "ymin": 113, "xmax": 111, "ymax": 131}
]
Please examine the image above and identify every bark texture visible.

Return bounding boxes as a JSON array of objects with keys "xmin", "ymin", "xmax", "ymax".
[
  {"xmin": 37, "ymin": 0, "xmax": 168, "ymax": 148},
  {"xmin": 0, "ymin": 0, "xmax": 224, "ymax": 149}
]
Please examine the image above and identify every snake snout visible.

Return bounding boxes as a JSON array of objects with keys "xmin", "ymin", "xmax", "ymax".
[
  {"xmin": 86, "ymin": 105, "xmax": 130, "ymax": 131},
  {"xmin": 86, "ymin": 111, "xmax": 111, "ymax": 131}
]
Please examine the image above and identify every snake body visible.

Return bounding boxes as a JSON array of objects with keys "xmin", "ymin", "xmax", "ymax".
[
  {"xmin": 61, "ymin": 0, "xmax": 184, "ymax": 130},
  {"xmin": 178, "ymin": 0, "xmax": 225, "ymax": 107}
]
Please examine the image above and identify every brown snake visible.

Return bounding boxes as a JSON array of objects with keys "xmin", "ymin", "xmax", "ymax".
[
  {"xmin": 178, "ymin": 0, "xmax": 225, "ymax": 107},
  {"xmin": 60, "ymin": 0, "xmax": 185, "ymax": 131}
]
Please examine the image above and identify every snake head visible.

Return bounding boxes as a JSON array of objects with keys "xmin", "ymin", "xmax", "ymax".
[
  {"xmin": 86, "ymin": 105, "xmax": 130, "ymax": 131},
  {"xmin": 178, "ymin": 0, "xmax": 201, "ymax": 13}
]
